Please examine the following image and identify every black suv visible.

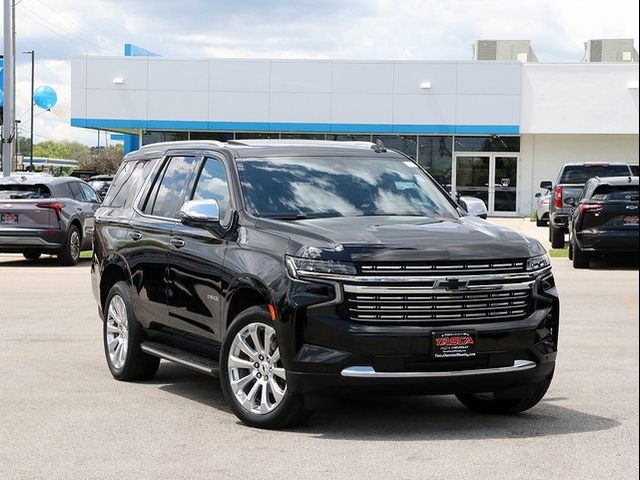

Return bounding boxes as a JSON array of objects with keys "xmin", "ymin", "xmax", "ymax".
[{"xmin": 91, "ymin": 140, "xmax": 559, "ymax": 428}]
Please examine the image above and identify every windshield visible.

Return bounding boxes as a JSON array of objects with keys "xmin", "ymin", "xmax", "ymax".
[
  {"xmin": 89, "ymin": 180, "xmax": 110, "ymax": 190},
  {"xmin": 0, "ymin": 184, "xmax": 51, "ymax": 199},
  {"xmin": 236, "ymin": 156, "xmax": 459, "ymax": 219},
  {"xmin": 559, "ymin": 165, "xmax": 630, "ymax": 184}
]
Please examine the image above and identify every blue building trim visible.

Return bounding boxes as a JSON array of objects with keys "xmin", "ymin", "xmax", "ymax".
[{"xmin": 71, "ymin": 118, "xmax": 519, "ymax": 135}]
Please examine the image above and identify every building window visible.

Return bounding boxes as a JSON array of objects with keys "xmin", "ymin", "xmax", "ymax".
[
  {"xmin": 141, "ymin": 131, "xmax": 188, "ymax": 146},
  {"xmin": 326, "ymin": 134, "xmax": 372, "ymax": 142},
  {"xmin": 418, "ymin": 136, "xmax": 453, "ymax": 189},
  {"xmin": 375, "ymin": 135, "xmax": 418, "ymax": 160},
  {"xmin": 235, "ymin": 132, "xmax": 280, "ymax": 139},
  {"xmin": 454, "ymin": 136, "xmax": 520, "ymax": 152},
  {"xmin": 190, "ymin": 131, "xmax": 234, "ymax": 142},
  {"xmin": 281, "ymin": 133, "xmax": 327, "ymax": 140}
]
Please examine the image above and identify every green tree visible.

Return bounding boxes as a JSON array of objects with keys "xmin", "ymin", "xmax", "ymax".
[
  {"xmin": 33, "ymin": 140, "xmax": 92, "ymax": 163},
  {"xmin": 78, "ymin": 145, "xmax": 124, "ymax": 174}
]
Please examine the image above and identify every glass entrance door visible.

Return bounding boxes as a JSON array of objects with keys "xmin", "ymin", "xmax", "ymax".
[
  {"xmin": 454, "ymin": 156, "xmax": 490, "ymax": 208},
  {"xmin": 493, "ymin": 156, "xmax": 518, "ymax": 213},
  {"xmin": 454, "ymin": 154, "xmax": 519, "ymax": 215}
]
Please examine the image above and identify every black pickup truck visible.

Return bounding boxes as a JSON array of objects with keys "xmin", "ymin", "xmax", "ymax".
[
  {"xmin": 91, "ymin": 140, "xmax": 559, "ymax": 428},
  {"xmin": 541, "ymin": 163, "xmax": 632, "ymax": 248}
]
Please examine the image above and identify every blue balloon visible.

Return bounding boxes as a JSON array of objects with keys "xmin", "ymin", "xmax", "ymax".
[
  {"xmin": 34, "ymin": 86, "xmax": 57, "ymax": 110},
  {"xmin": 0, "ymin": 89, "xmax": 3, "ymax": 107}
]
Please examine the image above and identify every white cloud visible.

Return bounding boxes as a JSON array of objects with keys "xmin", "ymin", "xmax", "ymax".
[{"xmin": 6, "ymin": 0, "xmax": 638, "ymax": 146}]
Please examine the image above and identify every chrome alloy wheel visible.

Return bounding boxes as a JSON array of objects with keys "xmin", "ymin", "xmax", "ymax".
[
  {"xmin": 228, "ymin": 322, "xmax": 287, "ymax": 415},
  {"xmin": 105, "ymin": 294, "xmax": 129, "ymax": 370},
  {"xmin": 70, "ymin": 230, "xmax": 80, "ymax": 261}
]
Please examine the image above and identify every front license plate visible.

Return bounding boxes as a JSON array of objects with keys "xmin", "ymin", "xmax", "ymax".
[
  {"xmin": 0, "ymin": 213, "xmax": 18, "ymax": 225},
  {"xmin": 623, "ymin": 215, "xmax": 639, "ymax": 225},
  {"xmin": 432, "ymin": 331, "xmax": 477, "ymax": 359}
]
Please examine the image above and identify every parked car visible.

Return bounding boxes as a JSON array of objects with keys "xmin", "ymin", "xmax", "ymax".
[
  {"xmin": 0, "ymin": 175, "xmax": 101, "ymax": 264},
  {"xmin": 88, "ymin": 175, "xmax": 114, "ymax": 200},
  {"xmin": 534, "ymin": 189, "xmax": 551, "ymax": 227},
  {"xmin": 541, "ymin": 163, "xmax": 633, "ymax": 248},
  {"xmin": 91, "ymin": 140, "xmax": 558, "ymax": 429},
  {"xmin": 566, "ymin": 176, "xmax": 639, "ymax": 268}
]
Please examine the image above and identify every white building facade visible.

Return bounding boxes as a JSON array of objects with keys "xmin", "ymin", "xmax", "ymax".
[{"xmin": 70, "ymin": 55, "xmax": 639, "ymax": 216}]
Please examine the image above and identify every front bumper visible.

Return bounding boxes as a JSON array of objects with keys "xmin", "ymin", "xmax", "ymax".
[{"xmin": 280, "ymin": 273, "xmax": 559, "ymax": 394}]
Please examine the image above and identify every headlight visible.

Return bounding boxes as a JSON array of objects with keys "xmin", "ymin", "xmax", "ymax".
[
  {"xmin": 285, "ymin": 255, "xmax": 357, "ymax": 278},
  {"xmin": 526, "ymin": 253, "xmax": 551, "ymax": 271}
]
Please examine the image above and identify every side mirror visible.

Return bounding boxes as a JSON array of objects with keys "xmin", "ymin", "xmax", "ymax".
[
  {"xmin": 564, "ymin": 196, "xmax": 576, "ymax": 207},
  {"xmin": 540, "ymin": 181, "xmax": 553, "ymax": 190},
  {"xmin": 535, "ymin": 192, "xmax": 542, "ymax": 198},
  {"xmin": 459, "ymin": 196, "xmax": 488, "ymax": 219},
  {"xmin": 180, "ymin": 199, "xmax": 222, "ymax": 232}
]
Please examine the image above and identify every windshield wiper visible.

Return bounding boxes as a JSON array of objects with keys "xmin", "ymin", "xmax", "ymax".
[{"xmin": 266, "ymin": 214, "xmax": 311, "ymax": 221}]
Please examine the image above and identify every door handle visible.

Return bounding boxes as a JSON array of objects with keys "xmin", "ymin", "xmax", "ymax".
[
  {"xmin": 170, "ymin": 238, "xmax": 185, "ymax": 249},
  {"xmin": 129, "ymin": 231, "xmax": 143, "ymax": 241}
]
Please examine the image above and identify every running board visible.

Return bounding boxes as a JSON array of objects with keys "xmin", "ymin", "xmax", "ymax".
[{"xmin": 141, "ymin": 341, "xmax": 219, "ymax": 376}]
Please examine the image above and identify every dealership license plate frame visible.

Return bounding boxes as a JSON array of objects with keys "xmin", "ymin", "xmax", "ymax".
[
  {"xmin": 432, "ymin": 331, "xmax": 477, "ymax": 359},
  {"xmin": 0, "ymin": 213, "xmax": 19, "ymax": 225}
]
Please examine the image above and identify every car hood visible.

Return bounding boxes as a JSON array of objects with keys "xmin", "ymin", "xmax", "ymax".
[{"xmin": 258, "ymin": 215, "xmax": 544, "ymax": 262}]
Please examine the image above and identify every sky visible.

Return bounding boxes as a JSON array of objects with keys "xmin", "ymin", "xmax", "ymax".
[{"xmin": 5, "ymin": 0, "xmax": 640, "ymax": 146}]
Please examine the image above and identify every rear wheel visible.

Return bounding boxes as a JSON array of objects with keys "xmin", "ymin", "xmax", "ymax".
[
  {"xmin": 550, "ymin": 225, "xmax": 565, "ymax": 249},
  {"xmin": 58, "ymin": 225, "xmax": 81, "ymax": 266},
  {"xmin": 23, "ymin": 251, "xmax": 41, "ymax": 261},
  {"xmin": 103, "ymin": 281, "xmax": 160, "ymax": 380},
  {"xmin": 456, "ymin": 376, "xmax": 553, "ymax": 414},
  {"xmin": 220, "ymin": 306, "xmax": 308, "ymax": 429},
  {"xmin": 572, "ymin": 239, "xmax": 590, "ymax": 269}
]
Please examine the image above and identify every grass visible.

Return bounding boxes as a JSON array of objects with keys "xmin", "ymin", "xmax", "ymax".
[{"xmin": 549, "ymin": 248, "xmax": 568, "ymax": 258}]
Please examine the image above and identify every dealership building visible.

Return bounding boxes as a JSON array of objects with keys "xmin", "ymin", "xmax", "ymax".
[{"xmin": 70, "ymin": 40, "xmax": 639, "ymax": 216}]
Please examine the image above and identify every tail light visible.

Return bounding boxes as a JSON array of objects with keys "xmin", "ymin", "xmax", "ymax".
[
  {"xmin": 578, "ymin": 203, "xmax": 603, "ymax": 217},
  {"xmin": 554, "ymin": 186, "xmax": 563, "ymax": 208},
  {"xmin": 36, "ymin": 202, "xmax": 65, "ymax": 221}
]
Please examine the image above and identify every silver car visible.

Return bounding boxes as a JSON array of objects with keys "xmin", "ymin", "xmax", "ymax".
[
  {"xmin": 0, "ymin": 175, "xmax": 101, "ymax": 265},
  {"xmin": 534, "ymin": 189, "xmax": 551, "ymax": 227}
]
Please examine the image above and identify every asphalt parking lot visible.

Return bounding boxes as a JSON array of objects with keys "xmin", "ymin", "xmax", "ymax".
[{"xmin": 0, "ymin": 219, "xmax": 638, "ymax": 480}]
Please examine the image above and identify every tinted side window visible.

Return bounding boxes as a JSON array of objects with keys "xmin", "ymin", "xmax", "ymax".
[
  {"xmin": 149, "ymin": 156, "xmax": 197, "ymax": 218},
  {"xmin": 68, "ymin": 182, "xmax": 86, "ymax": 201},
  {"xmin": 192, "ymin": 157, "xmax": 231, "ymax": 225},
  {"xmin": 79, "ymin": 183, "xmax": 100, "ymax": 203}
]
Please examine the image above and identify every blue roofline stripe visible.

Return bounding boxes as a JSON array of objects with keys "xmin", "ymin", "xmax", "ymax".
[{"xmin": 70, "ymin": 118, "xmax": 519, "ymax": 135}]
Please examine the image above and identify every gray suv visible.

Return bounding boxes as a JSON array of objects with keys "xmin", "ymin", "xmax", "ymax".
[{"xmin": 0, "ymin": 175, "xmax": 101, "ymax": 264}]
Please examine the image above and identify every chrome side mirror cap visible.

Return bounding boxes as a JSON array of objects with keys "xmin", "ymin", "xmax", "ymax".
[
  {"xmin": 180, "ymin": 199, "xmax": 220, "ymax": 227},
  {"xmin": 459, "ymin": 196, "xmax": 488, "ymax": 219}
]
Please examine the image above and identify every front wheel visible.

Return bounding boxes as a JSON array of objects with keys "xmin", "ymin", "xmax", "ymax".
[
  {"xmin": 220, "ymin": 306, "xmax": 308, "ymax": 429},
  {"xmin": 456, "ymin": 376, "xmax": 553, "ymax": 414}
]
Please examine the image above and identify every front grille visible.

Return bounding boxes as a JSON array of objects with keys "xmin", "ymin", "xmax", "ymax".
[
  {"xmin": 345, "ymin": 286, "xmax": 533, "ymax": 325},
  {"xmin": 358, "ymin": 259, "xmax": 526, "ymax": 276}
]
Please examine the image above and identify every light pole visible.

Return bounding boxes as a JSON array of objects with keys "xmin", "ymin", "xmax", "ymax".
[
  {"xmin": 22, "ymin": 50, "xmax": 34, "ymax": 170},
  {"xmin": 2, "ymin": 0, "xmax": 16, "ymax": 177}
]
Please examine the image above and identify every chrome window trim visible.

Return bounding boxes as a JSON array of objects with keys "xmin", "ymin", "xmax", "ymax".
[{"xmin": 340, "ymin": 360, "xmax": 536, "ymax": 378}]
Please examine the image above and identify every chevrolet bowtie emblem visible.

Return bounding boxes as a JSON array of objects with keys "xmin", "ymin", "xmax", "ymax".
[{"xmin": 443, "ymin": 278, "xmax": 469, "ymax": 290}]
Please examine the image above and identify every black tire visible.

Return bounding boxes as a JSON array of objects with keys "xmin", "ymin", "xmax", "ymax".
[
  {"xmin": 550, "ymin": 225, "xmax": 565, "ymax": 249},
  {"xmin": 103, "ymin": 281, "xmax": 159, "ymax": 381},
  {"xmin": 572, "ymin": 240, "xmax": 590, "ymax": 269},
  {"xmin": 456, "ymin": 375, "xmax": 553, "ymax": 414},
  {"xmin": 58, "ymin": 225, "xmax": 81, "ymax": 266},
  {"xmin": 568, "ymin": 240, "xmax": 574, "ymax": 260},
  {"xmin": 23, "ymin": 251, "xmax": 41, "ymax": 261},
  {"xmin": 220, "ymin": 306, "xmax": 309, "ymax": 429},
  {"xmin": 535, "ymin": 215, "xmax": 547, "ymax": 227}
]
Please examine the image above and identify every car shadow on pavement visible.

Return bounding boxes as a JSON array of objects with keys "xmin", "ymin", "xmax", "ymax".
[
  {"xmin": 149, "ymin": 363, "xmax": 620, "ymax": 440},
  {"xmin": 0, "ymin": 256, "xmax": 91, "ymax": 267},
  {"xmin": 587, "ymin": 256, "xmax": 639, "ymax": 270}
]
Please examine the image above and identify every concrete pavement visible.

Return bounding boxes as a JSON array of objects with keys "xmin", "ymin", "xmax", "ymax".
[{"xmin": 0, "ymin": 218, "xmax": 637, "ymax": 480}]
